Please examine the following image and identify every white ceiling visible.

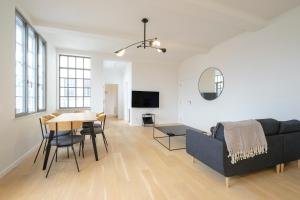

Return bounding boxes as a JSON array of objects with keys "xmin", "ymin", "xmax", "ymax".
[{"xmin": 19, "ymin": 0, "xmax": 300, "ymax": 63}]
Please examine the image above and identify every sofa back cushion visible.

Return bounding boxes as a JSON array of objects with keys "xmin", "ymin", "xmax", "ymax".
[
  {"xmin": 256, "ymin": 119, "xmax": 280, "ymax": 136},
  {"xmin": 214, "ymin": 123, "xmax": 225, "ymax": 141},
  {"xmin": 213, "ymin": 118, "xmax": 280, "ymax": 140},
  {"xmin": 279, "ymin": 120, "xmax": 300, "ymax": 134},
  {"xmin": 210, "ymin": 126, "xmax": 216, "ymax": 137}
]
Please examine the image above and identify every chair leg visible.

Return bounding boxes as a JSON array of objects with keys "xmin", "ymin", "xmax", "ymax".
[
  {"xmin": 103, "ymin": 133, "xmax": 108, "ymax": 146},
  {"xmin": 104, "ymin": 136, "xmax": 109, "ymax": 149},
  {"xmin": 102, "ymin": 132, "xmax": 108, "ymax": 148},
  {"xmin": 55, "ymin": 148, "xmax": 58, "ymax": 162},
  {"xmin": 67, "ymin": 147, "xmax": 70, "ymax": 158},
  {"xmin": 104, "ymin": 137, "xmax": 108, "ymax": 151},
  {"xmin": 103, "ymin": 136, "xmax": 108, "ymax": 152},
  {"xmin": 82, "ymin": 141, "xmax": 85, "ymax": 158},
  {"xmin": 79, "ymin": 142, "xmax": 81, "ymax": 156},
  {"xmin": 102, "ymin": 133, "xmax": 108, "ymax": 152},
  {"xmin": 33, "ymin": 139, "xmax": 44, "ymax": 164},
  {"xmin": 43, "ymin": 138, "xmax": 48, "ymax": 154},
  {"xmin": 71, "ymin": 146, "xmax": 80, "ymax": 172},
  {"xmin": 46, "ymin": 148, "xmax": 57, "ymax": 178}
]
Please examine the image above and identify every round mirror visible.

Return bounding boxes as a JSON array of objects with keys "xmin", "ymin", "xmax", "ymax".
[{"xmin": 198, "ymin": 68, "xmax": 224, "ymax": 101}]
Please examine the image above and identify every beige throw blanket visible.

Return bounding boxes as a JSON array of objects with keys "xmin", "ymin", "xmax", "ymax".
[{"xmin": 222, "ymin": 120, "xmax": 268, "ymax": 164}]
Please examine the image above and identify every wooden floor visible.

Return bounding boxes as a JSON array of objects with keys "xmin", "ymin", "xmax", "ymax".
[{"xmin": 1, "ymin": 118, "xmax": 300, "ymax": 200}]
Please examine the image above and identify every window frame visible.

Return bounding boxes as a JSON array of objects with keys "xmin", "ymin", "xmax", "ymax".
[
  {"xmin": 58, "ymin": 54, "xmax": 91, "ymax": 109},
  {"xmin": 26, "ymin": 24, "xmax": 37, "ymax": 114},
  {"xmin": 15, "ymin": 13, "xmax": 27, "ymax": 115},
  {"xmin": 37, "ymin": 37, "xmax": 47, "ymax": 112},
  {"xmin": 15, "ymin": 10, "xmax": 47, "ymax": 117},
  {"xmin": 215, "ymin": 74, "xmax": 224, "ymax": 96}
]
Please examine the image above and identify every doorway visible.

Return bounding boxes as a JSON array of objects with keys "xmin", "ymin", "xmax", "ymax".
[
  {"xmin": 103, "ymin": 60, "xmax": 132, "ymax": 122},
  {"xmin": 104, "ymin": 84, "xmax": 118, "ymax": 117}
]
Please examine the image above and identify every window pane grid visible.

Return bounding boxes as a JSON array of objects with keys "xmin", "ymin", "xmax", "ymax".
[
  {"xmin": 15, "ymin": 12, "xmax": 47, "ymax": 117},
  {"xmin": 59, "ymin": 55, "xmax": 91, "ymax": 109},
  {"xmin": 215, "ymin": 74, "xmax": 224, "ymax": 96},
  {"xmin": 15, "ymin": 15, "xmax": 26, "ymax": 114},
  {"xmin": 38, "ymin": 39, "xmax": 46, "ymax": 111},
  {"xmin": 27, "ymin": 27, "xmax": 37, "ymax": 113}
]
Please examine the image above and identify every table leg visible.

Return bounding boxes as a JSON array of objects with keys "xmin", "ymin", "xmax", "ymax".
[
  {"xmin": 43, "ymin": 130, "xmax": 54, "ymax": 170},
  {"xmin": 153, "ymin": 127, "xmax": 155, "ymax": 138},
  {"xmin": 89, "ymin": 122, "xmax": 99, "ymax": 161}
]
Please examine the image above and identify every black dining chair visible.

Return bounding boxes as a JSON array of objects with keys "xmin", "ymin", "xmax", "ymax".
[
  {"xmin": 33, "ymin": 115, "xmax": 70, "ymax": 164},
  {"xmin": 79, "ymin": 114, "xmax": 108, "ymax": 156},
  {"xmin": 46, "ymin": 121, "xmax": 85, "ymax": 178}
]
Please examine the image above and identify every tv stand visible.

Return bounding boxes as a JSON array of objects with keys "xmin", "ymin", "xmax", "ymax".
[{"xmin": 142, "ymin": 113, "xmax": 155, "ymax": 127}]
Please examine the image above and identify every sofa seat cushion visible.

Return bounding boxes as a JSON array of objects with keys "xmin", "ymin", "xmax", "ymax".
[
  {"xmin": 44, "ymin": 130, "xmax": 70, "ymax": 138},
  {"xmin": 256, "ymin": 118, "xmax": 280, "ymax": 136},
  {"xmin": 279, "ymin": 120, "xmax": 300, "ymax": 134}
]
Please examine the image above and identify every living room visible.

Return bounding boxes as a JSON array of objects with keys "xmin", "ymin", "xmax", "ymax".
[{"xmin": 1, "ymin": 0, "xmax": 300, "ymax": 199}]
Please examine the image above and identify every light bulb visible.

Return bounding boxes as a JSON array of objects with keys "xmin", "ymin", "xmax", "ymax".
[
  {"xmin": 153, "ymin": 40, "xmax": 161, "ymax": 47},
  {"xmin": 115, "ymin": 49, "xmax": 126, "ymax": 57}
]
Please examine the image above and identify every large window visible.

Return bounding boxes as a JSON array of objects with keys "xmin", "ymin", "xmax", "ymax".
[
  {"xmin": 59, "ymin": 55, "xmax": 91, "ymax": 109},
  {"xmin": 15, "ymin": 11, "xmax": 47, "ymax": 117}
]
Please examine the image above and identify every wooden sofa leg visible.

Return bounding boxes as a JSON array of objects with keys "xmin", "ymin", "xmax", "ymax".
[
  {"xmin": 276, "ymin": 164, "xmax": 281, "ymax": 174},
  {"xmin": 280, "ymin": 163, "xmax": 284, "ymax": 173},
  {"xmin": 225, "ymin": 177, "xmax": 230, "ymax": 188},
  {"xmin": 192, "ymin": 157, "xmax": 195, "ymax": 163},
  {"xmin": 298, "ymin": 160, "xmax": 300, "ymax": 168}
]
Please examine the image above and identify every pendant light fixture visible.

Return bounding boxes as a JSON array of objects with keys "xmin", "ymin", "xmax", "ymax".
[{"xmin": 114, "ymin": 18, "xmax": 167, "ymax": 57}]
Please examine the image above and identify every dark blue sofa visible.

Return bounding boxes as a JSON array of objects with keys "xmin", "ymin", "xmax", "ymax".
[{"xmin": 186, "ymin": 119, "xmax": 300, "ymax": 187}]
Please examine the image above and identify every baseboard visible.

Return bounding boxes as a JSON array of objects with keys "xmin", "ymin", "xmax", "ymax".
[
  {"xmin": 0, "ymin": 143, "xmax": 39, "ymax": 178},
  {"xmin": 106, "ymin": 114, "xmax": 118, "ymax": 117}
]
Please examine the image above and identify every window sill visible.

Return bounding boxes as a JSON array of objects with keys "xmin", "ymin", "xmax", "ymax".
[
  {"xmin": 15, "ymin": 110, "xmax": 47, "ymax": 120},
  {"xmin": 57, "ymin": 108, "xmax": 91, "ymax": 112}
]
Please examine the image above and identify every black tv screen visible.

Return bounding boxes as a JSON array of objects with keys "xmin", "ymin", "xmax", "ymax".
[{"xmin": 132, "ymin": 91, "xmax": 159, "ymax": 108}]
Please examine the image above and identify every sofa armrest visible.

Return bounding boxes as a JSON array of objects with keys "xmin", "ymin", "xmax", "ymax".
[
  {"xmin": 186, "ymin": 129, "xmax": 226, "ymax": 176},
  {"xmin": 283, "ymin": 132, "xmax": 300, "ymax": 162}
]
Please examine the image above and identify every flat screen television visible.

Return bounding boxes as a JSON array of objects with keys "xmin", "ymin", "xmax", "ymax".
[{"xmin": 132, "ymin": 91, "xmax": 159, "ymax": 108}]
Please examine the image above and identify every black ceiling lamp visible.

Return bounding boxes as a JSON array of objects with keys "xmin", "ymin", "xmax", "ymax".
[{"xmin": 114, "ymin": 18, "xmax": 167, "ymax": 57}]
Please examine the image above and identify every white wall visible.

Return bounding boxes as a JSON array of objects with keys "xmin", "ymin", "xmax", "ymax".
[
  {"xmin": 178, "ymin": 6, "xmax": 300, "ymax": 132},
  {"xmin": 0, "ymin": 0, "xmax": 57, "ymax": 176},
  {"xmin": 123, "ymin": 64, "xmax": 132, "ymax": 122},
  {"xmin": 47, "ymin": 43, "xmax": 57, "ymax": 112},
  {"xmin": 131, "ymin": 61, "xmax": 179, "ymax": 125},
  {"xmin": 90, "ymin": 55, "xmax": 105, "ymax": 113}
]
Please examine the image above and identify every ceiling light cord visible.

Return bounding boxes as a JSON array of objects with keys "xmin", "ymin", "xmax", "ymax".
[{"xmin": 144, "ymin": 19, "xmax": 146, "ymax": 49}]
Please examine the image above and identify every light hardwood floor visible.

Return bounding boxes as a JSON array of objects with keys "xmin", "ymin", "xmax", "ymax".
[{"xmin": 1, "ymin": 118, "xmax": 300, "ymax": 200}]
